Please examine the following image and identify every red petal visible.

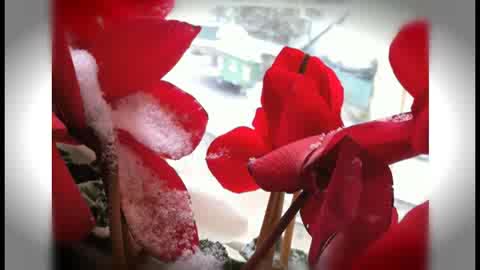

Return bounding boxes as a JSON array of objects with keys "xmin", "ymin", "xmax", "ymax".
[
  {"xmin": 276, "ymin": 77, "xmax": 343, "ymax": 146},
  {"xmin": 52, "ymin": 16, "xmax": 87, "ymax": 131},
  {"xmin": 351, "ymin": 201, "xmax": 429, "ymax": 270},
  {"xmin": 114, "ymin": 0, "xmax": 175, "ymax": 19},
  {"xmin": 260, "ymin": 67, "xmax": 300, "ymax": 147},
  {"xmin": 307, "ymin": 114, "xmax": 418, "ymax": 166},
  {"xmin": 206, "ymin": 127, "xmax": 269, "ymax": 193},
  {"xmin": 52, "ymin": 144, "xmax": 95, "ymax": 243},
  {"xmin": 248, "ymin": 135, "xmax": 323, "ymax": 193},
  {"xmin": 300, "ymin": 194, "xmax": 325, "ymax": 235},
  {"xmin": 389, "ymin": 20, "xmax": 429, "ymax": 106},
  {"xmin": 252, "ymin": 108, "xmax": 272, "ymax": 148},
  {"xmin": 306, "ymin": 137, "xmax": 365, "ymax": 266},
  {"xmin": 261, "ymin": 67, "xmax": 342, "ymax": 148},
  {"xmin": 117, "ymin": 132, "xmax": 199, "ymax": 261},
  {"xmin": 310, "ymin": 155, "xmax": 394, "ymax": 269},
  {"xmin": 272, "ymin": 47, "xmax": 344, "ymax": 116},
  {"xmin": 412, "ymin": 106, "xmax": 429, "ymax": 154},
  {"xmin": 111, "ymin": 81, "xmax": 208, "ymax": 160},
  {"xmin": 89, "ymin": 19, "xmax": 200, "ymax": 102},
  {"xmin": 54, "ymin": 0, "xmax": 106, "ymax": 49},
  {"xmin": 53, "ymin": 113, "xmax": 80, "ymax": 145},
  {"xmin": 55, "ymin": 0, "xmax": 175, "ymax": 49}
]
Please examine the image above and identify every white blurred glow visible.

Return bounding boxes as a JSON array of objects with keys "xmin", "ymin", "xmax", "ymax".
[{"xmin": 5, "ymin": 24, "xmax": 51, "ymax": 248}]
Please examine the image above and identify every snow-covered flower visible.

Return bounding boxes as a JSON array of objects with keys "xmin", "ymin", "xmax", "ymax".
[{"xmin": 52, "ymin": 0, "xmax": 208, "ymax": 262}]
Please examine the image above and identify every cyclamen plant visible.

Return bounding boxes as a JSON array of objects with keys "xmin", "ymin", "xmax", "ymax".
[
  {"xmin": 206, "ymin": 20, "xmax": 429, "ymax": 270},
  {"xmin": 53, "ymin": 1, "xmax": 429, "ymax": 269},
  {"xmin": 53, "ymin": 0, "xmax": 209, "ymax": 269}
]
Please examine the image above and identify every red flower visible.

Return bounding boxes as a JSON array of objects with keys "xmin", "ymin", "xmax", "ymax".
[
  {"xmin": 247, "ymin": 20, "xmax": 429, "ymax": 269},
  {"xmin": 206, "ymin": 47, "xmax": 344, "ymax": 193},
  {"xmin": 53, "ymin": 2, "xmax": 208, "ymax": 261}
]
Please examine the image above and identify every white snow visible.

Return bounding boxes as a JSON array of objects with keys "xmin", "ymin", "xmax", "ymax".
[
  {"xmin": 117, "ymin": 143, "xmax": 198, "ymax": 260},
  {"xmin": 70, "ymin": 49, "xmax": 115, "ymax": 145},
  {"xmin": 166, "ymin": 248, "xmax": 224, "ymax": 270},
  {"xmin": 112, "ymin": 92, "xmax": 194, "ymax": 160}
]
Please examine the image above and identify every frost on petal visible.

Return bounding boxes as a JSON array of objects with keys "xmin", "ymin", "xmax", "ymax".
[
  {"xmin": 70, "ymin": 49, "xmax": 115, "ymax": 145},
  {"xmin": 117, "ymin": 140, "xmax": 199, "ymax": 261},
  {"xmin": 112, "ymin": 92, "xmax": 196, "ymax": 160},
  {"xmin": 205, "ymin": 127, "xmax": 269, "ymax": 193}
]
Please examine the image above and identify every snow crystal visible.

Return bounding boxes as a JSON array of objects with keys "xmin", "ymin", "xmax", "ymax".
[
  {"xmin": 379, "ymin": 112, "xmax": 414, "ymax": 123},
  {"xmin": 166, "ymin": 248, "xmax": 224, "ymax": 270},
  {"xmin": 112, "ymin": 92, "xmax": 194, "ymax": 160},
  {"xmin": 309, "ymin": 127, "xmax": 343, "ymax": 150},
  {"xmin": 117, "ymin": 144, "xmax": 197, "ymax": 260},
  {"xmin": 206, "ymin": 148, "xmax": 229, "ymax": 160},
  {"xmin": 70, "ymin": 49, "xmax": 115, "ymax": 145}
]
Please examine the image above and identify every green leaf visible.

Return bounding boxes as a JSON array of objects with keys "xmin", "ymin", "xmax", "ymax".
[{"xmin": 78, "ymin": 180, "xmax": 109, "ymax": 227}]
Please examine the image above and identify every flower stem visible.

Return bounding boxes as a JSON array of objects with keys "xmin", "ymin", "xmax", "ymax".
[
  {"xmin": 255, "ymin": 192, "xmax": 285, "ymax": 269},
  {"xmin": 242, "ymin": 191, "xmax": 310, "ymax": 270},
  {"xmin": 279, "ymin": 191, "xmax": 301, "ymax": 268},
  {"xmin": 101, "ymin": 148, "xmax": 128, "ymax": 270}
]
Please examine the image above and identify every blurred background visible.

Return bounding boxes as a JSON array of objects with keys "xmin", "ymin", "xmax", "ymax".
[{"xmin": 162, "ymin": 0, "xmax": 430, "ymax": 253}]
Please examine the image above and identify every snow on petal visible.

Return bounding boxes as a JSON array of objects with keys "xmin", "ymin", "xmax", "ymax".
[
  {"xmin": 70, "ymin": 48, "xmax": 115, "ymax": 145},
  {"xmin": 117, "ymin": 138, "xmax": 198, "ymax": 261},
  {"xmin": 112, "ymin": 92, "xmax": 195, "ymax": 160}
]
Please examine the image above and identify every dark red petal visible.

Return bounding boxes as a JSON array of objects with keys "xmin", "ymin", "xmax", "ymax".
[
  {"xmin": 248, "ymin": 135, "xmax": 323, "ymax": 193},
  {"xmin": 206, "ymin": 127, "xmax": 269, "ymax": 193},
  {"xmin": 52, "ymin": 144, "xmax": 95, "ymax": 243},
  {"xmin": 351, "ymin": 201, "xmax": 429, "ymax": 270},
  {"xmin": 111, "ymin": 81, "xmax": 208, "ymax": 160},
  {"xmin": 117, "ymin": 131, "xmax": 199, "ymax": 261},
  {"xmin": 89, "ymin": 19, "xmax": 200, "ymax": 102},
  {"xmin": 348, "ymin": 115, "xmax": 419, "ymax": 164},
  {"xmin": 307, "ymin": 114, "xmax": 418, "ymax": 166},
  {"xmin": 310, "ymin": 155, "xmax": 394, "ymax": 269},
  {"xmin": 53, "ymin": 113, "xmax": 80, "ymax": 145},
  {"xmin": 52, "ymin": 16, "xmax": 87, "ymax": 131},
  {"xmin": 389, "ymin": 20, "xmax": 429, "ymax": 102},
  {"xmin": 252, "ymin": 108, "xmax": 272, "ymax": 148},
  {"xmin": 275, "ymin": 77, "xmax": 343, "ymax": 146},
  {"xmin": 300, "ymin": 194, "xmax": 325, "ymax": 235},
  {"xmin": 307, "ymin": 137, "xmax": 365, "ymax": 266}
]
